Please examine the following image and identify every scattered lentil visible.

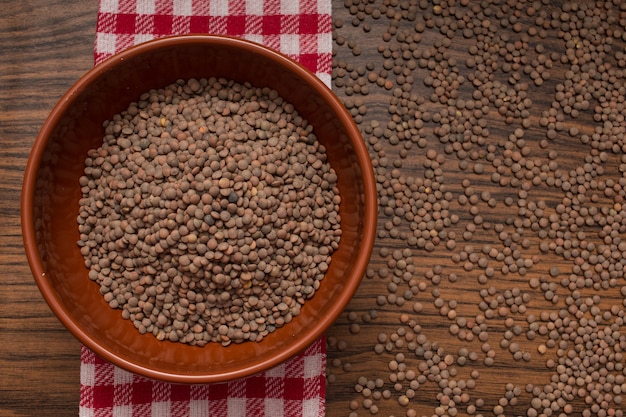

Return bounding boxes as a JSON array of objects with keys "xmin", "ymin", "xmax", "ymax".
[{"xmin": 327, "ymin": 1, "xmax": 626, "ymax": 416}]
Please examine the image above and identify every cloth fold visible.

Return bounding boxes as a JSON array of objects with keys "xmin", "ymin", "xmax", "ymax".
[{"xmin": 80, "ymin": 1, "xmax": 332, "ymax": 416}]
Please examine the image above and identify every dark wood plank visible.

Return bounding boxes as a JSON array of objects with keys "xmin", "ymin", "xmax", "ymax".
[{"xmin": 0, "ymin": 1, "xmax": 97, "ymax": 415}]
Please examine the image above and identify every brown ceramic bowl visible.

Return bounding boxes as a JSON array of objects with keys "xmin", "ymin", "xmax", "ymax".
[{"xmin": 21, "ymin": 35, "xmax": 376, "ymax": 383}]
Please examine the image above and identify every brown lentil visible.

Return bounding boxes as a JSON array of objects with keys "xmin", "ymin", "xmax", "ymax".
[
  {"xmin": 78, "ymin": 78, "xmax": 341, "ymax": 346},
  {"xmin": 328, "ymin": 1, "xmax": 626, "ymax": 416}
]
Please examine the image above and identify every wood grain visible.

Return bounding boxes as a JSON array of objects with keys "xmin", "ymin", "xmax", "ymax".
[
  {"xmin": 2, "ymin": 1, "xmax": 625, "ymax": 417},
  {"xmin": 0, "ymin": 1, "xmax": 96, "ymax": 415},
  {"xmin": 324, "ymin": 2, "xmax": 626, "ymax": 417}
]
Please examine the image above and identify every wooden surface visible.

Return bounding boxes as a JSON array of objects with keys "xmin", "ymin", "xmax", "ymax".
[
  {"xmin": 2, "ymin": 1, "xmax": 626, "ymax": 416},
  {"xmin": 1, "ymin": 1, "xmax": 97, "ymax": 415}
]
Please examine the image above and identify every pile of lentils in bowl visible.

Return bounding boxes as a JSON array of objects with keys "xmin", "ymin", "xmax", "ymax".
[{"xmin": 77, "ymin": 77, "xmax": 342, "ymax": 346}]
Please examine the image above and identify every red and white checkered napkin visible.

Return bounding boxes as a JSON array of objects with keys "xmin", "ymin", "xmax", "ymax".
[
  {"xmin": 79, "ymin": 340, "xmax": 326, "ymax": 417},
  {"xmin": 80, "ymin": 1, "xmax": 332, "ymax": 416},
  {"xmin": 94, "ymin": 0, "xmax": 332, "ymax": 86}
]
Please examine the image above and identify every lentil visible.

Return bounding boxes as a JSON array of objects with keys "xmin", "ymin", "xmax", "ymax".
[
  {"xmin": 327, "ymin": 1, "xmax": 626, "ymax": 416},
  {"xmin": 78, "ymin": 78, "xmax": 341, "ymax": 346}
]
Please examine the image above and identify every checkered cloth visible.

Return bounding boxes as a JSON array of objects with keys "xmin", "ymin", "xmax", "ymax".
[
  {"xmin": 94, "ymin": 0, "xmax": 332, "ymax": 86},
  {"xmin": 80, "ymin": 1, "xmax": 332, "ymax": 416},
  {"xmin": 79, "ymin": 340, "xmax": 326, "ymax": 417}
]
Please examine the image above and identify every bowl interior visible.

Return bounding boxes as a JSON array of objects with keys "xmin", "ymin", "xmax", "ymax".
[{"xmin": 23, "ymin": 36, "xmax": 376, "ymax": 383}]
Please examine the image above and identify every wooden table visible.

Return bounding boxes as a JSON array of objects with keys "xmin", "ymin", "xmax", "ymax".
[
  {"xmin": 1, "ymin": 2, "xmax": 97, "ymax": 415},
  {"xmin": 2, "ymin": 1, "xmax": 625, "ymax": 416}
]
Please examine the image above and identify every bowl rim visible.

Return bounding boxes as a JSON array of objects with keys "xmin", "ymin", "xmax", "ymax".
[{"xmin": 20, "ymin": 34, "xmax": 378, "ymax": 383}]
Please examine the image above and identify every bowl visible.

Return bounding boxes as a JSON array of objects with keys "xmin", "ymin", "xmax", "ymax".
[{"xmin": 21, "ymin": 35, "xmax": 377, "ymax": 383}]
